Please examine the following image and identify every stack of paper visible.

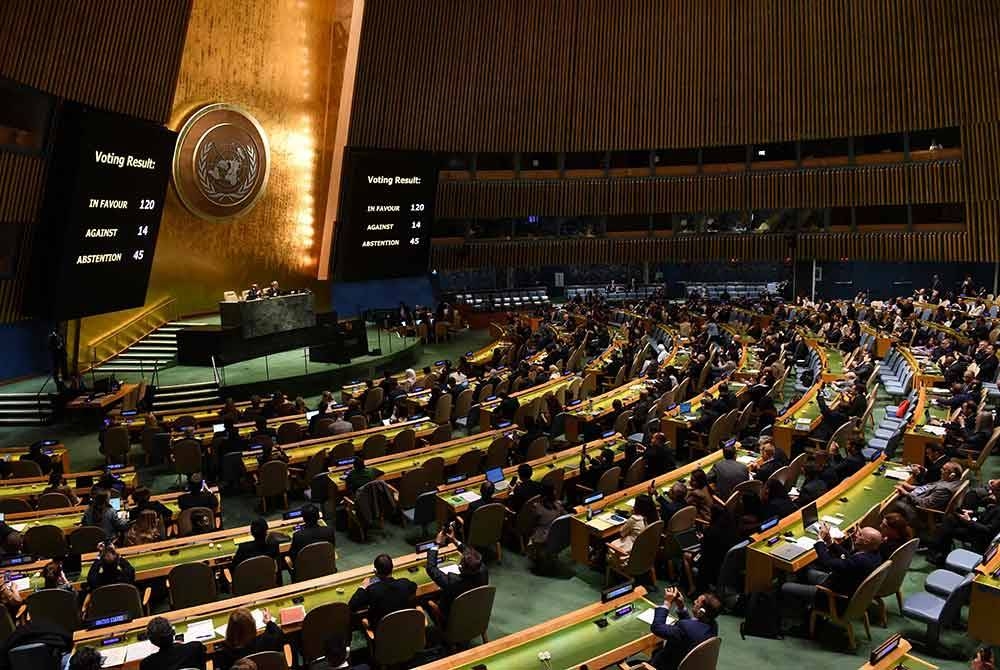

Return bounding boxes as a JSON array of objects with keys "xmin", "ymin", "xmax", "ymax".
[
  {"xmin": 457, "ymin": 490, "xmax": 481, "ymax": 503},
  {"xmin": 921, "ymin": 425, "xmax": 947, "ymax": 437},
  {"xmin": 123, "ymin": 640, "xmax": 158, "ymax": 663},
  {"xmin": 185, "ymin": 620, "xmax": 216, "ymax": 642},
  {"xmin": 884, "ymin": 468, "xmax": 911, "ymax": 481}
]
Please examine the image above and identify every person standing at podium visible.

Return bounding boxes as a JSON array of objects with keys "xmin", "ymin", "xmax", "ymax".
[
  {"xmin": 246, "ymin": 284, "xmax": 262, "ymax": 300},
  {"xmin": 266, "ymin": 280, "xmax": 281, "ymax": 297}
]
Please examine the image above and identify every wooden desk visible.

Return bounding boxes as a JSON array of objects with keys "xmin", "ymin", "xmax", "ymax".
[
  {"xmin": 8, "ymin": 517, "xmax": 299, "ymax": 593},
  {"xmin": 569, "ymin": 449, "xmax": 746, "ymax": 565},
  {"xmin": 73, "ymin": 549, "xmax": 459, "ymax": 669},
  {"xmin": 235, "ymin": 417, "xmax": 440, "ymax": 472},
  {"xmin": 0, "ymin": 443, "xmax": 70, "ymax": 471},
  {"xmin": 659, "ymin": 379, "xmax": 749, "ymax": 450},
  {"xmin": 66, "ymin": 383, "xmax": 140, "ymax": 412},
  {"xmin": 745, "ymin": 456, "xmax": 903, "ymax": 592},
  {"xmin": 2, "ymin": 488, "xmax": 221, "ymax": 536},
  {"xmin": 968, "ymin": 546, "xmax": 1000, "ymax": 645},
  {"xmin": 325, "ymin": 427, "xmax": 522, "ymax": 495},
  {"xmin": 859, "ymin": 638, "xmax": 937, "ymax": 670},
  {"xmin": 563, "ymin": 378, "xmax": 655, "ymax": 443},
  {"xmin": 901, "ymin": 387, "xmax": 951, "ymax": 464},
  {"xmin": 414, "ymin": 587, "xmax": 659, "ymax": 670},
  {"xmin": 478, "ymin": 373, "xmax": 579, "ymax": 431},
  {"xmin": 434, "ymin": 433, "xmax": 626, "ymax": 523},
  {"xmin": 0, "ymin": 467, "xmax": 138, "ymax": 504}
]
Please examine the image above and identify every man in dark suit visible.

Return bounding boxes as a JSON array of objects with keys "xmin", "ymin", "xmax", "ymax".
[
  {"xmin": 780, "ymin": 525, "xmax": 884, "ymax": 621},
  {"xmin": 289, "ymin": 504, "xmax": 335, "ymax": 560},
  {"xmin": 86, "ymin": 543, "xmax": 136, "ymax": 590},
  {"xmin": 348, "ymin": 553, "xmax": 417, "ymax": 626},
  {"xmin": 425, "ymin": 528, "xmax": 490, "ymax": 625},
  {"xmin": 507, "ymin": 463, "xmax": 545, "ymax": 512},
  {"xmin": 140, "ymin": 617, "xmax": 206, "ymax": 670},
  {"xmin": 912, "ymin": 443, "xmax": 948, "ymax": 484},
  {"xmin": 643, "ymin": 432, "xmax": 676, "ymax": 478},
  {"xmin": 708, "ymin": 443, "xmax": 748, "ymax": 500},
  {"xmin": 232, "ymin": 517, "xmax": 280, "ymax": 569},
  {"xmin": 820, "ymin": 439, "xmax": 867, "ymax": 487},
  {"xmin": 178, "ymin": 473, "xmax": 219, "ymax": 511},
  {"xmin": 648, "ymin": 587, "xmax": 721, "ymax": 670},
  {"xmin": 751, "ymin": 443, "xmax": 782, "ymax": 483}
]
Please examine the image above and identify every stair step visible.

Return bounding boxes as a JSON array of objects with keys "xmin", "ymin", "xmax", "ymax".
[
  {"xmin": 156, "ymin": 381, "xmax": 219, "ymax": 394},
  {"xmin": 113, "ymin": 354, "xmax": 175, "ymax": 362},
  {"xmin": 153, "ymin": 396, "xmax": 220, "ymax": 409},
  {"xmin": 0, "ymin": 399, "xmax": 54, "ymax": 408},
  {"xmin": 156, "ymin": 387, "xmax": 220, "ymax": 399},
  {"xmin": 0, "ymin": 408, "xmax": 53, "ymax": 416},
  {"xmin": 0, "ymin": 417, "xmax": 51, "ymax": 426},
  {"xmin": 0, "ymin": 393, "xmax": 56, "ymax": 401},
  {"xmin": 128, "ymin": 344, "xmax": 177, "ymax": 351}
]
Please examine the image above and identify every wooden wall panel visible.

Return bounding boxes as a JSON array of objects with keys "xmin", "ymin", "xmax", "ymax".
[
  {"xmin": 436, "ymin": 162, "xmax": 964, "ymax": 219},
  {"xmin": 0, "ymin": 0, "xmax": 192, "ymax": 122},
  {"xmin": 352, "ymin": 0, "xmax": 1000, "ymax": 262},
  {"xmin": 0, "ymin": 0, "xmax": 193, "ymax": 323}
]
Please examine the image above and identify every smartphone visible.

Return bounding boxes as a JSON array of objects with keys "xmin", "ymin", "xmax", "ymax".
[{"xmin": 292, "ymin": 596, "xmax": 304, "ymax": 605}]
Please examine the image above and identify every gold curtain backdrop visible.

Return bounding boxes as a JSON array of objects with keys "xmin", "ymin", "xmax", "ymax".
[{"xmin": 78, "ymin": 0, "xmax": 353, "ymax": 345}]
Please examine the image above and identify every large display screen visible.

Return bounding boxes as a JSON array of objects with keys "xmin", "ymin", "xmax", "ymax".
[
  {"xmin": 333, "ymin": 149, "xmax": 438, "ymax": 282},
  {"xmin": 33, "ymin": 101, "xmax": 176, "ymax": 319}
]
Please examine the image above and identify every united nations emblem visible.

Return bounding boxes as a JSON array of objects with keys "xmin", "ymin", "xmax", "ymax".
[{"xmin": 172, "ymin": 103, "xmax": 270, "ymax": 220}]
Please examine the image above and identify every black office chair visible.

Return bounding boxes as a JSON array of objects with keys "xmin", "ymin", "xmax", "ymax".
[{"xmin": 9, "ymin": 643, "xmax": 65, "ymax": 670}]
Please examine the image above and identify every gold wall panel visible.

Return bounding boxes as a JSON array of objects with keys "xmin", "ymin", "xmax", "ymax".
[{"xmin": 79, "ymin": 0, "xmax": 353, "ymax": 344}]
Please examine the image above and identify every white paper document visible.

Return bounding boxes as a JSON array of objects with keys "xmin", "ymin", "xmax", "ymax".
[
  {"xmin": 884, "ymin": 468, "xmax": 911, "ymax": 481},
  {"xmin": 185, "ymin": 619, "xmax": 216, "ymax": 642},
  {"xmin": 99, "ymin": 646, "xmax": 127, "ymax": 668},
  {"xmin": 123, "ymin": 640, "xmax": 158, "ymax": 663}
]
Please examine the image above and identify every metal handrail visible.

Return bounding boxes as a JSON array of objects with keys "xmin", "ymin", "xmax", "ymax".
[{"xmin": 84, "ymin": 296, "xmax": 178, "ymax": 372}]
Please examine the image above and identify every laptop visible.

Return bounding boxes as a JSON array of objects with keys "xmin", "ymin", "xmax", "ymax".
[
  {"xmin": 485, "ymin": 467, "xmax": 509, "ymax": 491},
  {"xmin": 306, "ymin": 410, "xmax": 318, "ymax": 421},
  {"xmin": 771, "ymin": 540, "xmax": 810, "ymax": 562},
  {"xmin": 801, "ymin": 501, "xmax": 822, "ymax": 535},
  {"xmin": 212, "ymin": 423, "xmax": 225, "ymax": 434}
]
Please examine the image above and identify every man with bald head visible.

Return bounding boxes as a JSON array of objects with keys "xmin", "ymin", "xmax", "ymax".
[
  {"xmin": 780, "ymin": 524, "xmax": 884, "ymax": 626},
  {"xmin": 891, "ymin": 461, "xmax": 964, "ymax": 527}
]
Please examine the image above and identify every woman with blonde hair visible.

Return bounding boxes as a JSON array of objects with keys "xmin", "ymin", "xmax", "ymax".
[{"xmin": 216, "ymin": 607, "xmax": 284, "ymax": 670}]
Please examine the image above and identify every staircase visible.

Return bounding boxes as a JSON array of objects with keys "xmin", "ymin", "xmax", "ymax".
[
  {"xmin": 94, "ymin": 321, "xmax": 203, "ymax": 376},
  {"xmin": 151, "ymin": 380, "xmax": 222, "ymax": 412},
  {"xmin": 0, "ymin": 392, "xmax": 56, "ymax": 426}
]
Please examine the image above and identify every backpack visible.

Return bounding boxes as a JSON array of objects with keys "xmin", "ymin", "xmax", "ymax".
[{"xmin": 740, "ymin": 591, "xmax": 783, "ymax": 639}]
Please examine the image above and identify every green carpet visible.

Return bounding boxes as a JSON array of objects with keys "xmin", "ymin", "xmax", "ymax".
[{"xmin": 0, "ymin": 329, "xmax": 990, "ymax": 669}]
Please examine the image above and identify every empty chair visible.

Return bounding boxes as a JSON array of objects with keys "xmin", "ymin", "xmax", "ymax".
[
  {"xmin": 466, "ymin": 502, "xmax": 506, "ymax": 561},
  {"xmin": 395, "ymin": 467, "xmax": 428, "ymax": 513},
  {"xmin": 437, "ymin": 585, "xmax": 496, "ymax": 648},
  {"xmin": 594, "ymin": 465, "xmax": 622, "ymax": 496},
  {"xmin": 540, "ymin": 467, "xmax": 565, "ymax": 500},
  {"xmin": 402, "ymin": 490, "xmax": 438, "ymax": 536},
  {"xmin": 0, "ymin": 498, "xmax": 31, "ymax": 514},
  {"xmin": 27, "ymin": 588, "xmax": 81, "ymax": 632},
  {"xmin": 99, "ymin": 425, "xmax": 131, "ymax": 465},
  {"xmin": 349, "ymin": 415, "xmax": 367, "ymax": 431},
  {"xmin": 67, "ymin": 526, "xmax": 106, "ymax": 555},
  {"xmin": 313, "ymin": 417, "xmax": 336, "ymax": 437},
  {"xmin": 623, "ymin": 458, "xmax": 647, "ymax": 487},
  {"xmin": 362, "ymin": 434, "xmax": 388, "ymax": 459},
  {"xmin": 523, "ymin": 436, "xmax": 549, "ymax": 461},
  {"xmin": 24, "ymin": 525, "xmax": 67, "ymax": 558},
  {"xmin": 301, "ymin": 602, "xmax": 352, "ymax": 663},
  {"xmin": 36, "ymin": 492, "xmax": 72, "ymax": 510},
  {"xmin": 329, "ymin": 441, "xmax": 354, "ymax": 461},
  {"xmin": 422, "ymin": 456, "xmax": 445, "ymax": 487},
  {"xmin": 453, "ymin": 450, "xmax": 483, "ymax": 478},
  {"xmin": 9, "ymin": 460, "xmax": 43, "ymax": 478},
  {"xmin": 86, "ymin": 583, "xmax": 147, "ymax": 621},
  {"xmin": 901, "ymin": 573, "xmax": 974, "ymax": 647},
  {"xmin": 433, "ymin": 394, "xmax": 453, "ymax": 425},
  {"xmin": 874, "ymin": 538, "xmax": 920, "ymax": 625},
  {"xmin": 392, "ymin": 428, "xmax": 416, "ymax": 454},
  {"xmin": 256, "ymin": 460, "xmax": 290, "ymax": 512},
  {"xmin": 231, "ymin": 555, "xmax": 278, "ymax": 595},
  {"xmin": 292, "ymin": 541, "xmax": 337, "ymax": 581},
  {"xmin": 172, "ymin": 438, "xmax": 204, "ymax": 481},
  {"xmin": 167, "ymin": 562, "xmax": 217, "ymax": 608},
  {"xmin": 428, "ymin": 423, "xmax": 451, "ymax": 445},
  {"xmin": 483, "ymin": 435, "xmax": 511, "ymax": 470},
  {"xmin": 365, "ymin": 608, "xmax": 426, "ymax": 668}
]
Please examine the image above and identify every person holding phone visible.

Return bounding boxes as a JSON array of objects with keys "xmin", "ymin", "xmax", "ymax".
[{"xmin": 647, "ymin": 587, "xmax": 721, "ymax": 670}]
